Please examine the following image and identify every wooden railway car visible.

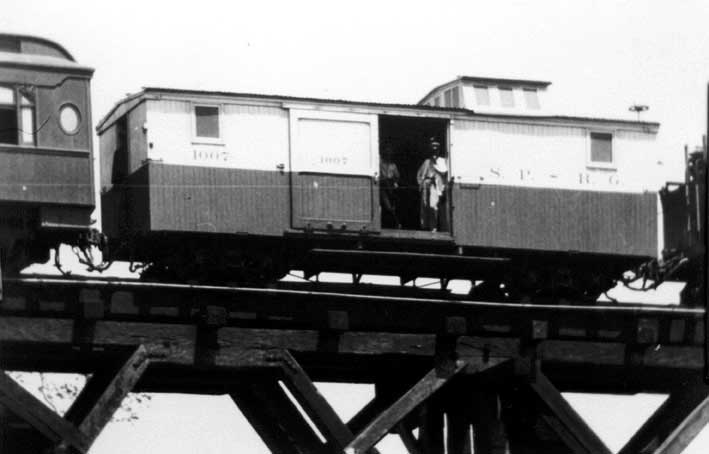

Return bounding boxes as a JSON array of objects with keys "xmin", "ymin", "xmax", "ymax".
[
  {"xmin": 97, "ymin": 78, "xmax": 660, "ymax": 300},
  {"xmin": 0, "ymin": 34, "xmax": 95, "ymax": 273}
]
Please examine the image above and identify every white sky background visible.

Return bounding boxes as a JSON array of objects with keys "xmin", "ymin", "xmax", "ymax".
[{"xmin": 3, "ymin": 1, "xmax": 709, "ymax": 453}]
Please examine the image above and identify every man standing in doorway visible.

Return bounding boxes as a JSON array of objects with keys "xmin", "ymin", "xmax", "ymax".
[{"xmin": 417, "ymin": 137, "xmax": 448, "ymax": 231}]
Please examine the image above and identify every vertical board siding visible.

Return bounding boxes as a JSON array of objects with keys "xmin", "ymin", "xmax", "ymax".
[
  {"xmin": 147, "ymin": 163, "xmax": 289, "ymax": 236},
  {"xmin": 101, "ymin": 165, "xmax": 151, "ymax": 238},
  {"xmin": 147, "ymin": 100, "xmax": 289, "ymax": 172},
  {"xmin": 451, "ymin": 119, "xmax": 660, "ymax": 193},
  {"xmin": 0, "ymin": 148, "xmax": 93, "ymax": 205},
  {"xmin": 291, "ymin": 173, "xmax": 376, "ymax": 230},
  {"xmin": 453, "ymin": 184, "xmax": 657, "ymax": 256}
]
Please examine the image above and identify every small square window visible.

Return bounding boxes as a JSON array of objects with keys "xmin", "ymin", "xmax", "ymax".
[
  {"xmin": 474, "ymin": 85, "xmax": 490, "ymax": 106},
  {"xmin": 523, "ymin": 88, "xmax": 540, "ymax": 110},
  {"xmin": 499, "ymin": 87, "xmax": 515, "ymax": 107},
  {"xmin": 590, "ymin": 132, "xmax": 613, "ymax": 163},
  {"xmin": 195, "ymin": 105, "xmax": 220, "ymax": 139}
]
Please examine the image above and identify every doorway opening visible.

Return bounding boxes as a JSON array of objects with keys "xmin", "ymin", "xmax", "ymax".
[{"xmin": 378, "ymin": 115, "xmax": 449, "ymax": 232}]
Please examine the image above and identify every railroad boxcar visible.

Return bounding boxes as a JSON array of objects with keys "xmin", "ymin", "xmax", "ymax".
[
  {"xmin": 0, "ymin": 34, "xmax": 95, "ymax": 274},
  {"xmin": 97, "ymin": 78, "xmax": 660, "ymax": 300}
]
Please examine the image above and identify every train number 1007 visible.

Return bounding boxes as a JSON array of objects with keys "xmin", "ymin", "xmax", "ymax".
[{"xmin": 192, "ymin": 149, "xmax": 229, "ymax": 163}]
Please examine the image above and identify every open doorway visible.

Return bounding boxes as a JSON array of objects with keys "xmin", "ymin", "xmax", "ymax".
[{"xmin": 378, "ymin": 115, "xmax": 449, "ymax": 232}]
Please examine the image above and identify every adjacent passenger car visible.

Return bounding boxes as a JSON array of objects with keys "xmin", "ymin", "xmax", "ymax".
[{"xmin": 0, "ymin": 34, "xmax": 95, "ymax": 273}]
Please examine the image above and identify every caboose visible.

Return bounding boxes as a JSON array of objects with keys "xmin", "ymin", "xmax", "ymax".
[
  {"xmin": 0, "ymin": 34, "xmax": 95, "ymax": 274},
  {"xmin": 98, "ymin": 77, "xmax": 660, "ymax": 300}
]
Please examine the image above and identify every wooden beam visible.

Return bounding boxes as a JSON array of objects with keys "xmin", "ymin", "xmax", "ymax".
[
  {"xmin": 276, "ymin": 350, "xmax": 355, "ymax": 451},
  {"xmin": 471, "ymin": 391, "xmax": 508, "ymax": 454},
  {"xmin": 72, "ymin": 346, "xmax": 149, "ymax": 443},
  {"xmin": 229, "ymin": 398, "xmax": 294, "ymax": 454},
  {"xmin": 654, "ymin": 394, "xmax": 709, "ymax": 454},
  {"xmin": 231, "ymin": 380, "xmax": 323, "ymax": 454},
  {"xmin": 347, "ymin": 380, "xmax": 416, "ymax": 435},
  {"xmin": 418, "ymin": 402, "xmax": 445, "ymax": 454},
  {"xmin": 0, "ymin": 371, "xmax": 89, "ymax": 452},
  {"xmin": 396, "ymin": 422, "xmax": 423, "ymax": 454},
  {"xmin": 347, "ymin": 396, "xmax": 390, "ymax": 435},
  {"xmin": 618, "ymin": 379, "xmax": 709, "ymax": 454},
  {"xmin": 446, "ymin": 395, "xmax": 472, "ymax": 454},
  {"xmin": 529, "ymin": 371, "xmax": 612, "ymax": 454},
  {"xmin": 344, "ymin": 360, "xmax": 466, "ymax": 454},
  {"xmin": 1, "ymin": 317, "xmax": 706, "ymax": 384}
]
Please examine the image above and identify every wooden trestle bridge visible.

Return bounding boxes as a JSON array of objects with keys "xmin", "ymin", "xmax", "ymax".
[{"xmin": 0, "ymin": 276, "xmax": 707, "ymax": 453}]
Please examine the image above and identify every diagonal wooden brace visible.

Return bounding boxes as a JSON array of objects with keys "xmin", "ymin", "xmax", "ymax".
[
  {"xmin": 396, "ymin": 421, "xmax": 423, "ymax": 454},
  {"xmin": 0, "ymin": 371, "xmax": 90, "ymax": 452},
  {"xmin": 231, "ymin": 380, "xmax": 324, "ymax": 454},
  {"xmin": 0, "ymin": 345, "xmax": 149, "ymax": 453},
  {"xmin": 66, "ymin": 345, "xmax": 149, "ymax": 441},
  {"xmin": 617, "ymin": 376, "xmax": 709, "ymax": 454},
  {"xmin": 347, "ymin": 395, "xmax": 392, "ymax": 435},
  {"xmin": 344, "ymin": 360, "xmax": 467, "ymax": 454},
  {"xmin": 528, "ymin": 371, "xmax": 612, "ymax": 454},
  {"xmin": 273, "ymin": 350, "xmax": 356, "ymax": 451},
  {"xmin": 653, "ymin": 393, "xmax": 709, "ymax": 454}
]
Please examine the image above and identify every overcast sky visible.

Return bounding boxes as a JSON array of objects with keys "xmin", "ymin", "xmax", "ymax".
[{"xmin": 4, "ymin": 1, "xmax": 709, "ymax": 453}]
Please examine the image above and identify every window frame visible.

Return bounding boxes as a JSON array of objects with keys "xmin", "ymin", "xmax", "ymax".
[
  {"xmin": 0, "ymin": 85, "xmax": 37, "ymax": 147},
  {"xmin": 58, "ymin": 102, "xmax": 81, "ymax": 136},
  {"xmin": 522, "ymin": 87, "xmax": 540, "ymax": 110},
  {"xmin": 450, "ymin": 86, "xmax": 461, "ymax": 108},
  {"xmin": 473, "ymin": 85, "xmax": 490, "ymax": 106},
  {"xmin": 444, "ymin": 89, "xmax": 453, "ymax": 107},
  {"xmin": 498, "ymin": 86, "xmax": 515, "ymax": 108},
  {"xmin": 587, "ymin": 131, "xmax": 616, "ymax": 169},
  {"xmin": 192, "ymin": 103, "xmax": 224, "ymax": 144}
]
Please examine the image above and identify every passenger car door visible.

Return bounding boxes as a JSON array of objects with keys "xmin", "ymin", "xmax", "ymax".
[{"xmin": 289, "ymin": 109, "xmax": 380, "ymax": 232}]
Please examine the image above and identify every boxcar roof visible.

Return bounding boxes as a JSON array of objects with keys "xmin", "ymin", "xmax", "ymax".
[
  {"xmin": 97, "ymin": 86, "xmax": 659, "ymax": 133},
  {"xmin": 458, "ymin": 76, "xmax": 552, "ymax": 87}
]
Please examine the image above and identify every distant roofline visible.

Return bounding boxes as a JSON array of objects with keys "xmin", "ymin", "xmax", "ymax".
[
  {"xmin": 97, "ymin": 86, "xmax": 659, "ymax": 132},
  {"xmin": 418, "ymin": 76, "xmax": 551, "ymax": 105},
  {"xmin": 459, "ymin": 76, "xmax": 552, "ymax": 87},
  {"xmin": 0, "ymin": 33, "xmax": 75, "ymax": 61}
]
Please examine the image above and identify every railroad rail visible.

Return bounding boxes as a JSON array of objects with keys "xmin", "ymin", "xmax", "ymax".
[{"xmin": 1, "ymin": 275, "xmax": 708, "ymax": 454}]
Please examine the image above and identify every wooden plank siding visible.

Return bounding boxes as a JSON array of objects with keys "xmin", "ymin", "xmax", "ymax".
[
  {"xmin": 146, "ymin": 163, "xmax": 290, "ymax": 236},
  {"xmin": 291, "ymin": 172, "xmax": 378, "ymax": 231},
  {"xmin": 452, "ymin": 183, "xmax": 657, "ymax": 256},
  {"xmin": 0, "ymin": 147, "xmax": 93, "ymax": 206},
  {"xmin": 100, "ymin": 165, "xmax": 151, "ymax": 238}
]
